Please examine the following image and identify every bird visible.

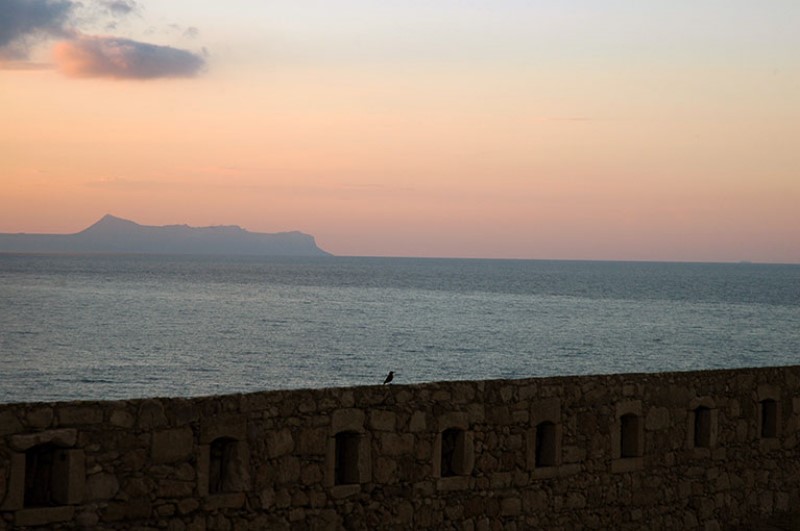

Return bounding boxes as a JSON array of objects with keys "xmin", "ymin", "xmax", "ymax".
[{"xmin": 383, "ymin": 371, "xmax": 394, "ymax": 385}]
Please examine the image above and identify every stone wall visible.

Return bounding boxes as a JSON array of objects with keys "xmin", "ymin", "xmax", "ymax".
[{"xmin": 1, "ymin": 365, "xmax": 799, "ymax": 530}]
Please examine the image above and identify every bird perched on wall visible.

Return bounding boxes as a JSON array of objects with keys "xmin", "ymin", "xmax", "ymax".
[{"xmin": 383, "ymin": 371, "xmax": 394, "ymax": 385}]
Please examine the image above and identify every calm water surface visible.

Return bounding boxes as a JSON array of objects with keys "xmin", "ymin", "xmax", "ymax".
[{"xmin": 1, "ymin": 254, "xmax": 798, "ymax": 403}]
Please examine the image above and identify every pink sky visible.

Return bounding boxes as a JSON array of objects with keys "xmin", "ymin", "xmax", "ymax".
[{"xmin": 1, "ymin": 1, "xmax": 798, "ymax": 262}]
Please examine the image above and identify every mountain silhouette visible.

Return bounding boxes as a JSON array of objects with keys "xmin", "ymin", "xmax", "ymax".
[{"xmin": 0, "ymin": 215, "xmax": 331, "ymax": 256}]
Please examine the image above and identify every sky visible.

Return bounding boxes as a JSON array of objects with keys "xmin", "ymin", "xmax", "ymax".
[{"xmin": 1, "ymin": 1, "xmax": 799, "ymax": 262}]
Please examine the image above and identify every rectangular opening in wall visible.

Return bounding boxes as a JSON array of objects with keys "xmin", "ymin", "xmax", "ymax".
[
  {"xmin": 334, "ymin": 431, "xmax": 360, "ymax": 485},
  {"xmin": 761, "ymin": 399, "xmax": 778, "ymax": 439},
  {"xmin": 694, "ymin": 406, "xmax": 712, "ymax": 448},
  {"xmin": 535, "ymin": 421, "xmax": 557, "ymax": 468},
  {"xmin": 209, "ymin": 437, "xmax": 238, "ymax": 494},
  {"xmin": 24, "ymin": 444, "xmax": 58, "ymax": 507},
  {"xmin": 440, "ymin": 428, "xmax": 465, "ymax": 477},
  {"xmin": 620, "ymin": 414, "xmax": 641, "ymax": 458}
]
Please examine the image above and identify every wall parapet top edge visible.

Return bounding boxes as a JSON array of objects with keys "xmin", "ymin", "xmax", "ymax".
[{"xmin": 2, "ymin": 363, "xmax": 799, "ymax": 411}]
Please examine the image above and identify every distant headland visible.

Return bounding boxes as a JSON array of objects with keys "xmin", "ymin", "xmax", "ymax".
[{"xmin": 0, "ymin": 214, "xmax": 331, "ymax": 257}]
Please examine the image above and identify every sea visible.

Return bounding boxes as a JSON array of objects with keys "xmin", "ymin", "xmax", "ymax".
[{"xmin": 1, "ymin": 254, "xmax": 798, "ymax": 404}]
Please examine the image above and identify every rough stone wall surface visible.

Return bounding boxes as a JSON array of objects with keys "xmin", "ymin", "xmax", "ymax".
[{"xmin": 1, "ymin": 365, "xmax": 799, "ymax": 530}]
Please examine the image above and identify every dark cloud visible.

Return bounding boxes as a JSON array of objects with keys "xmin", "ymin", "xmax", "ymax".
[
  {"xmin": 54, "ymin": 35, "xmax": 205, "ymax": 79},
  {"xmin": 102, "ymin": 0, "xmax": 138, "ymax": 17},
  {"xmin": 0, "ymin": 0, "xmax": 75, "ymax": 59},
  {"xmin": 1, "ymin": 0, "xmax": 207, "ymax": 79}
]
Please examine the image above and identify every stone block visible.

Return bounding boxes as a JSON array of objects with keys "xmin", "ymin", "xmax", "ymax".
[
  {"xmin": 380, "ymin": 433, "xmax": 414, "ymax": 455},
  {"xmin": 759, "ymin": 491, "xmax": 774, "ymax": 513},
  {"xmin": 57, "ymin": 405, "xmax": 103, "ymax": 425},
  {"xmin": 373, "ymin": 457, "xmax": 397, "ymax": 484},
  {"xmin": 409, "ymin": 411, "xmax": 427, "ymax": 432},
  {"xmin": 174, "ymin": 462, "xmax": 195, "ymax": 482},
  {"xmin": 488, "ymin": 406, "xmax": 511, "ymax": 425},
  {"xmin": 558, "ymin": 463, "xmax": 581, "ymax": 477},
  {"xmin": 103, "ymin": 499, "xmax": 152, "ymax": 522},
  {"xmin": 452, "ymin": 383, "xmax": 476, "ymax": 403},
  {"xmin": 110, "ymin": 409, "xmax": 135, "ymax": 428},
  {"xmin": 413, "ymin": 480, "xmax": 435, "ymax": 497},
  {"xmin": 26, "ymin": 407, "xmax": 53, "ymax": 429},
  {"xmin": 296, "ymin": 427, "xmax": 327, "ymax": 455},
  {"xmin": 728, "ymin": 399, "xmax": 741, "ymax": 418},
  {"xmin": 330, "ymin": 484, "xmax": 360, "ymax": 499},
  {"xmin": 490, "ymin": 472, "xmax": 513, "ymax": 489},
  {"xmin": 415, "ymin": 438, "xmax": 432, "ymax": 460},
  {"xmin": 187, "ymin": 515, "xmax": 208, "ymax": 531},
  {"xmin": 437, "ymin": 476, "xmax": 470, "ymax": 491},
  {"xmin": 9, "ymin": 428, "xmax": 77, "ymax": 451},
  {"xmin": 395, "ymin": 389, "xmax": 413, "ymax": 404},
  {"xmin": 266, "ymin": 428, "xmax": 294, "ymax": 458},
  {"xmin": 466, "ymin": 403, "xmax": 486, "ymax": 423},
  {"xmin": 501, "ymin": 496, "xmax": 522, "ymax": 516},
  {"xmin": 86, "ymin": 472, "xmax": 120, "ymax": 500},
  {"xmin": 646, "ymin": 407, "xmax": 670, "ymax": 431},
  {"xmin": 203, "ymin": 492, "xmax": 245, "ymax": 511},
  {"xmin": 157, "ymin": 480, "xmax": 194, "ymax": 498},
  {"xmin": 519, "ymin": 384, "xmax": 537, "ymax": 401},
  {"xmin": 156, "ymin": 503, "xmax": 176, "ymax": 517},
  {"xmin": 565, "ymin": 492, "xmax": 587, "ymax": 509},
  {"xmin": 512, "ymin": 410, "xmax": 529, "ymax": 423},
  {"xmin": 75, "ymin": 510, "xmax": 100, "ymax": 528},
  {"xmin": 200, "ymin": 415, "xmax": 246, "ymax": 443},
  {"xmin": 123, "ymin": 477, "xmax": 154, "ymax": 498},
  {"xmin": 291, "ymin": 490, "xmax": 308, "ymax": 506},
  {"xmin": 259, "ymin": 487, "xmax": 275, "ymax": 508},
  {"xmin": 122, "ymin": 449, "xmax": 148, "ymax": 471},
  {"xmin": 370, "ymin": 410, "xmax": 396, "ymax": 431},
  {"xmin": 445, "ymin": 503, "xmax": 464, "ymax": 520},
  {"xmin": 152, "ymin": 428, "xmax": 194, "ymax": 463},
  {"xmin": 171, "ymin": 399, "xmax": 200, "ymax": 425},
  {"xmin": 432, "ymin": 390, "xmax": 452, "ymax": 402},
  {"xmin": 332, "ymin": 408, "xmax": 365, "ymax": 432},
  {"xmin": 499, "ymin": 386, "xmax": 514, "ymax": 403},
  {"xmin": 15, "ymin": 506, "xmax": 75, "ymax": 527},
  {"xmin": 138, "ymin": 399, "xmax": 168, "ymax": 429},
  {"xmin": 396, "ymin": 501, "xmax": 414, "ymax": 524},
  {"xmin": 301, "ymin": 463, "xmax": 323, "ymax": 485},
  {"xmin": 562, "ymin": 445, "xmax": 586, "ymax": 463},
  {"xmin": 0, "ymin": 410, "xmax": 22, "ymax": 436},
  {"xmin": 309, "ymin": 491, "xmax": 327, "ymax": 508},
  {"xmin": 276, "ymin": 456, "xmax": 300, "ymax": 483},
  {"xmin": 683, "ymin": 511, "xmax": 700, "ymax": 528}
]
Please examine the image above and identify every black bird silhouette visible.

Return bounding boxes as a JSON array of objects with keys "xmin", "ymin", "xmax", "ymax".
[{"xmin": 383, "ymin": 371, "xmax": 394, "ymax": 385}]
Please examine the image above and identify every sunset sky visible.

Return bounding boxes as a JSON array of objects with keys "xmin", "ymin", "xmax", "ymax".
[{"xmin": 2, "ymin": 1, "xmax": 798, "ymax": 262}]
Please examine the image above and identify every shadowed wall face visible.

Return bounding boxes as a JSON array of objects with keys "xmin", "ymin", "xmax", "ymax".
[{"xmin": 0, "ymin": 366, "xmax": 799, "ymax": 529}]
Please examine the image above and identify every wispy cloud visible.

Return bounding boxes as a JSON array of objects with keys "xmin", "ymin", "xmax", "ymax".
[
  {"xmin": 54, "ymin": 35, "xmax": 205, "ymax": 79},
  {"xmin": 0, "ymin": 60, "xmax": 52, "ymax": 70},
  {"xmin": 85, "ymin": 176, "xmax": 169, "ymax": 189}
]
